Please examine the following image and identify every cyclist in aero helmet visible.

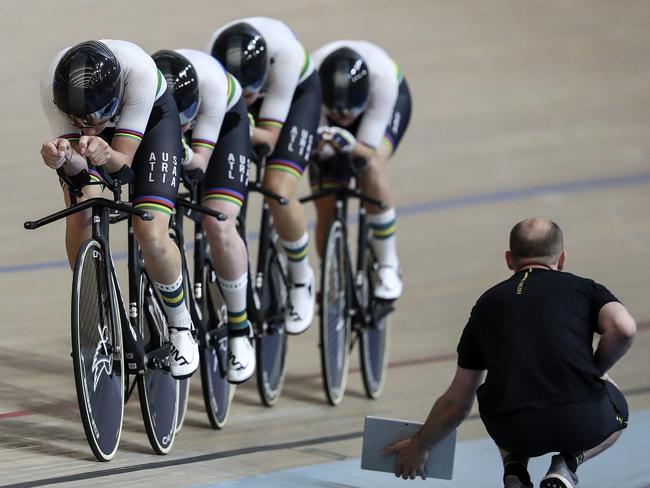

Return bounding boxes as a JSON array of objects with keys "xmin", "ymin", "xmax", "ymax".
[
  {"xmin": 310, "ymin": 41, "xmax": 412, "ymax": 301},
  {"xmin": 207, "ymin": 18, "xmax": 322, "ymax": 335},
  {"xmin": 152, "ymin": 48, "xmax": 255, "ymax": 384},
  {"xmin": 40, "ymin": 40, "xmax": 199, "ymax": 379}
]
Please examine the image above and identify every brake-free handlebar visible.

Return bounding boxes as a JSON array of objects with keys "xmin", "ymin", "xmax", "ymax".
[
  {"xmin": 24, "ymin": 197, "xmax": 152, "ymax": 230},
  {"xmin": 24, "ymin": 164, "xmax": 151, "ymax": 230}
]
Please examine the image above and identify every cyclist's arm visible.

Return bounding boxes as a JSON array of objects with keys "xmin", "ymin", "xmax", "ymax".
[
  {"xmin": 185, "ymin": 52, "xmax": 228, "ymax": 172},
  {"xmin": 351, "ymin": 141, "xmax": 376, "ymax": 161},
  {"xmin": 355, "ymin": 68, "xmax": 399, "ymax": 157},
  {"xmin": 106, "ymin": 137, "xmax": 141, "ymax": 173},
  {"xmin": 255, "ymin": 36, "xmax": 303, "ymax": 153},
  {"xmin": 102, "ymin": 55, "xmax": 159, "ymax": 172},
  {"xmin": 252, "ymin": 125, "xmax": 281, "ymax": 151},
  {"xmin": 40, "ymin": 61, "xmax": 88, "ymax": 174}
]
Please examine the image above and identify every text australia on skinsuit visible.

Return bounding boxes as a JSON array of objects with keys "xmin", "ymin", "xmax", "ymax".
[{"xmin": 148, "ymin": 151, "xmax": 178, "ymax": 187}]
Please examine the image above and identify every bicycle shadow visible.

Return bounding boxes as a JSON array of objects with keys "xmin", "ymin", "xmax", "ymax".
[
  {"xmin": 0, "ymin": 352, "xmax": 170, "ymax": 459},
  {"xmin": 270, "ymin": 372, "xmax": 329, "ymax": 405}
]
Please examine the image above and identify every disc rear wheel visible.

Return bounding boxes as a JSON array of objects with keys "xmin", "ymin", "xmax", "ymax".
[
  {"xmin": 198, "ymin": 261, "xmax": 233, "ymax": 429},
  {"xmin": 359, "ymin": 248, "xmax": 391, "ymax": 399},
  {"xmin": 255, "ymin": 247, "xmax": 289, "ymax": 406},
  {"xmin": 137, "ymin": 272, "xmax": 178, "ymax": 454}
]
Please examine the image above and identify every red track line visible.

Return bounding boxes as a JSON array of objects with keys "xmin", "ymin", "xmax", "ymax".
[
  {"xmin": 0, "ymin": 410, "xmax": 32, "ymax": 420},
  {"xmin": 2, "ymin": 322, "xmax": 648, "ymax": 421}
]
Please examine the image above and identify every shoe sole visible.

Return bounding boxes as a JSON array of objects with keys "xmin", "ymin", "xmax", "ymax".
[
  {"xmin": 227, "ymin": 372, "xmax": 254, "ymax": 385},
  {"xmin": 172, "ymin": 368, "xmax": 198, "ymax": 380},
  {"xmin": 540, "ymin": 475, "xmax": 574, "ymax": 488},
  {"xmin": 285, "ymin": 323, "xmax": 312, "ymax": 335}
]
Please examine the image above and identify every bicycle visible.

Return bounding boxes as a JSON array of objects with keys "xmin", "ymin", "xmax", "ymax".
[
  {"xmin": 25, "ymin": 166, "xmax": 181, "ymax": 461},
  {"xmin": 240, "ymin": 144, "xmax": 292, "ymax": 406},
  {"xmin": 301, "ymin": 156, "xmax": 395, "ymax": 405},
  {"xmin": 172, "ymin": 169, "xmax": 233, "ymax": 429}
]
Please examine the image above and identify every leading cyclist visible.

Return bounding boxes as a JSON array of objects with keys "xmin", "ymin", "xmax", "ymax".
[
  {"xmin": 152, "ymin": 48, "xmax": 255, "ymax": 384},
  {"xmin": 39, "ymin": 40, "xmax": 198, "ymax": 379},
  {"xmin": 310, "ymin": 41, "xmax": 412, "ymax": 301},
  {"xmin": 207, "ymin": 17, "xmax": 321, "ymax": 334}
]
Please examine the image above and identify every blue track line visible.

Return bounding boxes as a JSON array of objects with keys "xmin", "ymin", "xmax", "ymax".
[{"xmin": 6, "ymin": 171, "xmax": 650, "ymax": 275}]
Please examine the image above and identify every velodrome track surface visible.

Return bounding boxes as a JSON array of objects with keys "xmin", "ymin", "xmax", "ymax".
[{"xmin": 1, "ymin": 1, "xmax": 649, "ymax": 486}]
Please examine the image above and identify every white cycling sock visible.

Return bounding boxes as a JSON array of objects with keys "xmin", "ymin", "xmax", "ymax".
[
  {"xmin": 217, "ymin": 273, "xmax": 249, "ymax": 334},
  {"xmin": 154, "ymin": 272, "xmax": 191, "ymax": 329},
  {"xmin": 367, "ymin": 208, "xmax": 399, "ymax": 268},
  {"xmin": 281, "ymin": 232, "xmax": 311, "ymax": 284}
]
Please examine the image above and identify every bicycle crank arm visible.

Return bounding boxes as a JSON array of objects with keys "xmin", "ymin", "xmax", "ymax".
[{"xmin": 145, "ymin": 344, "xmax": 172, "ymax": 371}]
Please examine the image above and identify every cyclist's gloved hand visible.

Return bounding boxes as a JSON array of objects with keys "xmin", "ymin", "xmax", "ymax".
[
  {"xmin": 41, "ymin": 138, "xmax": 72, "ymax": 169},
  {"xmin": 79, "ymin": 135, "xmax": 111, "ymax": 166},
  {"xmin": 316, "ymin": 126, "xmax": 356, "ymax": 155}
]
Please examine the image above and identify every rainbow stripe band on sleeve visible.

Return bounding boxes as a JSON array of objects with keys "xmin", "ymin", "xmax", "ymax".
[
  {"xmin": 382, "ymin": 133, "xmax": 396, "ymax": 153},
  {"xmin": 226, "ymin": 73, "xmax": 236, "ymax": 105},
  {"xmin": 191, "ymin": 139, "xmax": 216, "ymax": 151},
  {"xmin": 392, "ymin": 60, "xmax": 404, "ymax": 83},
  {"xmin": 133, "ymin": 195, "xmax": 174, "ymax": 216},
  {"xmin": 266, "ymin": 158, "xmax": 304, "ymax": 179},
  {"xmin": 114, "ymin": 128, "xmax": 144, "ymax": 142},
  {"xmin": 202, "ymin": 188, "xmax": 245, "ymax": 207},
  {"xmin": 59, "ymin": 132, "xmax": 81, "ymax": 143},
  {"xmin": 258, "ymin": 118, "xmax": 284, "ymax": 129},
  {"xmin": 87, "ymin": 168, "xmax": 103, "ymax": 184},
  {"xmin": 300, "ymin": 47, "xmax": 310, "ymax": 79}
]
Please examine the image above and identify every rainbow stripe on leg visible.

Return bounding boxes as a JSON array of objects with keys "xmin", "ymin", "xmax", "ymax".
[
  {"xmin": 267, "ymin": 159, "xmax": 304, "ymax": 180},
  {"xmin": 202, "ymin": 188, "xmax": 245, "ymax": 208},
  {"xmin": 133, "ymin": 195, "xmax": 174, "ymax": 216}
]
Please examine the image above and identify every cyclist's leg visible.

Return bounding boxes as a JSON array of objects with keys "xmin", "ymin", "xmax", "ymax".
[
  {"xmin": 263, "ymin": 72, "xmax": 320, "ymax": 278},
  {"xmin": 202, "ymin": 98, "xmax": 250, "ymax": 332},
  {"xmin": 131, "ymin": 90, "xmax": 197, "ymax": 377},
  {"xmin": 263, "ymin": 72, "xmax": 321, "ymax": 332},
  {"xmin": 202, "ymin": 95, "xmax": 254, "ymax": 382},
  {"xmin": 359, "ymin": 79, "xmax": 412, "ymax": 300}
]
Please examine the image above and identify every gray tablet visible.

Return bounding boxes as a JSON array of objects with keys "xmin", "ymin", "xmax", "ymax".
[{"xmin": 360, "ymin": 415, "xmax": 456, "ymax": 480}]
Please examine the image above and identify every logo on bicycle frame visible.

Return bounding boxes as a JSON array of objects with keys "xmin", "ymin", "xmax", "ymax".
[{"xmin": 92, "ymin": 323, "xmax": 113, "ymax": 391}]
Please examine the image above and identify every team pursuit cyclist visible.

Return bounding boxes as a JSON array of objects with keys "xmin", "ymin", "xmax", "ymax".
[
  {"xmin": 152, "ymin": 48, "xmax": 255, "ymax": 384},
  {"xmin": 39, "ymin": 40, "xmax": 199, "ymax": 378},
  {"xmin": 310, "ymin": 40, "xmax": 412, "ymax": 300},
  {"xmin": 207, "ymin": 17, "xmax": 322, "ymax": 334}
]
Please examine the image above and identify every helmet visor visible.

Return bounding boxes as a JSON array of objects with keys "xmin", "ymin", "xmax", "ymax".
[
  {"xmin": 179, "ymin": 99, "xmax": 200, "ymax": 126},
  {"xmin": 241, "ymin": 71, "xmax": 266, "ymax": 98},
  {"xmin": 66, "ymin": 97, "xmax": 119, "ymax": 129},
  {"xmin": 324, "ymin": 101, "xmax": 367, "ymax": 121}
]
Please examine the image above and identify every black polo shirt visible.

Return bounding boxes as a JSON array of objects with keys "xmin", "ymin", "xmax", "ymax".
[{"xmin": 457, "ymin": 268, "xmax": 618, "ymax": 418}]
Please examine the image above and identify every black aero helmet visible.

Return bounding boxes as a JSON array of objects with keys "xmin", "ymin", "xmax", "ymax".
[
  {"xmin": 152, "ymin": 50, "xmax": 200, "ymax": 126},
  {"xmin": 211, "ymin": 23, "xmax": 267, "ymax": 96},
  {"xmin": 319, "ymin": 47, "xmax": 370, "ymax": 118},
  {"xmin": 53, "ymin": 40, "xmax": 123, "ymax": 128}
]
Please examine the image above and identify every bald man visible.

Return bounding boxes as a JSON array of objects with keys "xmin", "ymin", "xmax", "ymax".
[{"xmin": 384, "ymin": 218, "xmax": 636, "ymax": 488}]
